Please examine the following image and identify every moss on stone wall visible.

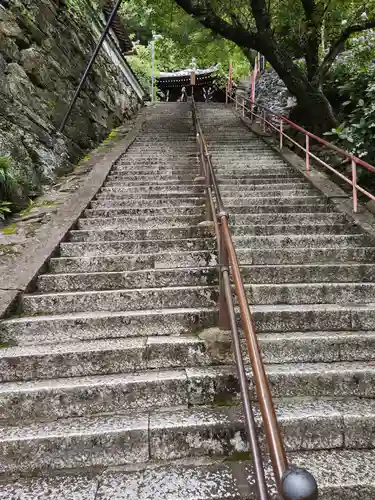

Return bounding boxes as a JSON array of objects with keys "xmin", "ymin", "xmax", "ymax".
[{"xmin": 0, "ymin": 0, "xmax": 140, "ymax": 208}]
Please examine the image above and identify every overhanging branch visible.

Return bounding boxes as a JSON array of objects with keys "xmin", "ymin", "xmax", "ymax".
[
  {"xmin": 315, "ymin": 17, "xmax": 375, "ymax": 82},
  {"xmin": 173, "ymin": 0, "xmax": 260, "ymax": 50}
]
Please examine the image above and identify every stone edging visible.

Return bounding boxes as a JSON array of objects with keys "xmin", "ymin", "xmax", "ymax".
[
  {"xmin": 0, "ymin": 109, "xmax": 146, "ymax": 319},
  {"xmin": 238, "ymin": 113, "xmax": 375, "ymax": 240}
]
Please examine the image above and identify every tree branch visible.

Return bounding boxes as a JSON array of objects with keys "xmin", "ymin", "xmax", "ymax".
[
  {"xmin": 250, "ymin": 0, "xmax": 271, "ymax": 32},
  {"xmin": 315, "ymin": 17, "xmax": 375, "ymax": 82},
  {"xmin": 300, "ymin": 0, "xmax": 321, "ymax": 81},
  {"xmin": 174, "ymin": 0, "xmax": 260, "ymax": 50}
]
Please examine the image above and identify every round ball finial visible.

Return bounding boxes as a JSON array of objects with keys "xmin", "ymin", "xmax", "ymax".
[{"xmin": 281, "ymin": 466, "xmax": 318, "ymax": 500}]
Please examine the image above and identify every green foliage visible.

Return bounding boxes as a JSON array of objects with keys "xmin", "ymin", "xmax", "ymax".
[
  {"xmin": 0, "ymin": 155, "xmax": 16, "ymax": 200},
  {"xmin": 122, "ymin": 0, "xmax": 250, "ymax": 81},
  {"xmin": 0, "ymin": 202, "xmax": 12, "ymax": 222},
  {"xmin": 325, "ymin": 31, "xmax": 375, "ymax": 164}
]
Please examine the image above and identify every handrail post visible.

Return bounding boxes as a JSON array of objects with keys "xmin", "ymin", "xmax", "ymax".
[
  {"xmin": 279, "ymin": 119, "xmax": 283, "ymax": 150},
  {"xmin": 306, "ymin": 134, "xmax": 310, "ymax": 173},
  {"xmin": 58, "ymin": 0, "xmax": 123, "ymax": 134},
  {"xmin": 352, "ymin": 159, "xmax": 358, "ymax": 213},
  {"xmin": 242, "ymin": 98, "xmax": 245, "ymax": 117},
  {"xmin": 225, "ymin": 90, "xmax": 228, "ymax": 105},
  {"xmin": 235, "ymin": 98, "xmax": 238, "ymax": 110},
  {"xmin": 262, "ymin": 110, "xmax": 266, "ymax": 132},
  {"xmin": 218, "ymin": 213, "xmax": 231, "ymax": 330}
]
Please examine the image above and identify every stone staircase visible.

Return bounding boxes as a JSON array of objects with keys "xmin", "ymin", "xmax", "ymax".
[{"xmin": 0, "ymin": 102, "xmax": 374, "ymax": 498}]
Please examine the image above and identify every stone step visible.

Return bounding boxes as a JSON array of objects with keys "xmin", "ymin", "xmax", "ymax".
[
  {"xmin": 232, "ymin": 212, "xmax": 348, "ymax": 225},
  {"xmin": 104, "ymin": 179, "xmax": 201, "ymax": 188},
  {"xmin": 231, "ymin": 223, "xmax": 360, "ymax": 236},
  {"xmin": 0, "ymin": 395, "xmax": 374, "ymax": 474},
  {"xmin": 0, "ymin": 307, "xmax": 218, "ymax": 345},
  {"xmin": 113, "ymin": 163, "xmax": 198, "ymax": 172},
  {"xmin": 251, "ymin": 303, "xmax": 375, "ymax": 333},
  {"xmin": 38, "ymin": 267, "xmax": 218, "ymax": 292},
  {"xmin": 9, "ymin": 450, "xmax": 366, "ymax": 500},
  {"xmin": 21, "ymin": 285, "xmax": 219, "ymax": 315},
  {"xmin": 233, "ymin": 233, "xmax": 371, "ymax": 249},
  {"xmin": 59, "ymin": 238, "xmax": 215, "ymax": 257},
  {"xmin": 49, "ymin": 246, "xmax": 375, "ymax": 276},
  {"xmin": 100, "ymin": 185, "xmax": 204, "ymax": 194},
  {"xmin": 75, "ymin": 218, "xmax": 203, "ymax": 236},
  {"xmin": 68, "ymin": 223, "xmax": 357, "ymax": 244},
  {"xmin": 4, "ymin": 302, "xmax": 375, "ymax": 346},
  {"xmin": 233, "ymin": 203, "xmax": 335, "ymax": 214},
  {"xmin": 107, "ymin": 173, "xmax": 197, "ymax": 182},
  {"xmin": 92, "ymin": 193, "xmax": 320, "ymax": 209},
  {"xmin": 1, "ymin": 329, "xmax": 373, "ymax": 383},
  {"xmin": 69, "ymin": 226, "xmax": 212, "ymax": 242},
  {"xmin": 93, "ymin": 197, "xmax": 205, "ymax": 209},
  {"xmin": 96, "ymin": 191, "xmax": 205, "ymax": 200},
  {"xmin": 38, "ymin": 263, "xmax": 375, "ymax": 293},
  {"xmin": 83, "ymin": 206, "xmax": 205, "ymax": 218},
  {"xmin": 21, "ymin": 282, "xmax": 375, "ymax": 316},
  {"xmin": 49, "ymin": 251, "xmax": 218, "ymax": 274},
  {"xmin": 59, "ymin": 234, "xmax": 371, "ymax": 259}
]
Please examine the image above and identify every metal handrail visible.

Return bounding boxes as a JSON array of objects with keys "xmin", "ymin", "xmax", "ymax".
[
  {"xmin": 58, "ymin": 0, "xmax": 124, "ymax": 134},
  {"xmin": 227, "ymin": 93, "xmax": 375, "ymax": 213},
  {"xmin": 192, "ymin": 97, "xmax": 318, "ymax": 500}
]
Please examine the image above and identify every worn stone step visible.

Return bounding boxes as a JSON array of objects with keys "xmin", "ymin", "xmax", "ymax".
[
  {"xmin": 49, "ymin": 251, "xmax": 217, "ymax": 274},
  {"xmin": 107, "ymin": 173, "xmax": 197, "ymax": 183},
  {"xmin": 104, "ymin": 179, "xmax": 200, "ymax": 188},
  {"xmin": 68, "ymin": 223, "xmax": 357, "ymax": 244},
  {"xmin": 1, "ymin": 449, "xmax": 372, "ymax": 499},
  {"xmin": 0, "ymin": 307, "xmax": 218, "ymax": 345},
  {"xmin": 37, "ymin": 263, "xmax": 375, "ymax": 293},
  {"xmin": 251, "ymin": 303, "xmax": 375, "ymax": 333},
  {"xmin": 223, "ymin": 189, "xmax": 318, "ymax": 200},
  {"xmin": 256, "ymin": 330, "xmax": 375, "ymax": 364},
  {"xmin": 231, "ymin": 223, "xmax": 360, "ymax": 236},
  {"xmin": 96, "ymin": 191, "xmax": 205, "ymax": 200},
  {"xmin": 4, "ymin": 300, "xmax": 375, "ymax": 346},
  {"xmin": 233, "ymin": 233, "xmax": 371, "ymax": 249},
  {"xmin": 229, "ymin": 203, "xmax": 335, "ymax": 214},
  {"xmin": 22, "ymin": 282, "xmax": 375, "ymax": 316},
  {"xmin": 83, "ymin": 206, "xmax": 205, "ymax": 218},
  {"xmin": 147, "ymin": 400, "xmax": 375, "ymax": 459},
  {"xmin": 232, "ymin": 212, "xmax": 348, "ymax": 225},
  {"xmin": 226, "ymin": 198, "xmax": 326, "ymax": 212},
  {"xmin": 113, "ymin": 164, "xmax": 198, "ymax": 172},
  {"xmin": 0, "ymin": 396, "xmax": 374, "ymax": 474},
  {"xmin": 49, "ymin": 246, "xmax": 375, "ymax": 276},
  {"xmin": 1, "ymin": 328, "xmax": 373, "ymax": 384},
  {"xmin": 21, "ymin": 285, "xmax": 219, "ymax": 315},
  {"xmin": 0, "ymin": 336, "xmax": 212, "ymax": 382},
  {"xmin": 224, "ymin": 176, "xmax": 308, "ymax": 186},
  {"xmin": 91, "ymin": 198, "xmax": 205, "ymax": 208},
  {"xmin": 69, "ymin": 226, "xmax": 213, "ymax": 242},
  {"xmin": 89, "ymin": 213, "xmax": 205, "ymax": 227},
  {"xmin": 38, "ymin": 267, "xmax": 218, "ymax": 292},
  {"xmin": 100, "ymin": 185, "xmax": 204, "ymax": 194},
  {"xmin": 59, "ymin": 238, "xmax": 215, "ymax": 257},
  {"xmin": 0, "ymin": 411, "xmax": 149, "ymax": 474},
  {"xmin": 0, "ymin": 353, "xmax": 374, "ymax": 423}
]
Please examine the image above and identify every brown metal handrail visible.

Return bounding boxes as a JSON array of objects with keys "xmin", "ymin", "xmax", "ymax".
[{"xmin": 191, "ymin": 98, "xmax": 318, "ymax": 500}]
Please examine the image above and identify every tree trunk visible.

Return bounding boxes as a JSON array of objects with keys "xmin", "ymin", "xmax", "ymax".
[{"xmin": 259, "ymin": 37, "xmax": 337, "ymax": 134}]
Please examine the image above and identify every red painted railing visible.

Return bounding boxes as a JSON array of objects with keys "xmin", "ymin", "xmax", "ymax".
[{"xmin": 227, "ymin": 93, "xmax": 375, "ymax": 213}]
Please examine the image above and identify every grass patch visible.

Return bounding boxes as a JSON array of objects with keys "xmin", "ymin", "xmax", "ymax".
[{"xmin": 1, "ymin": 224, "xmax": 18, "ymax": 235}]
